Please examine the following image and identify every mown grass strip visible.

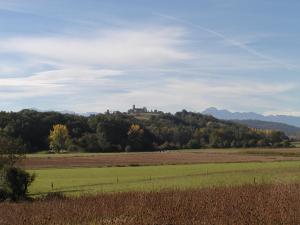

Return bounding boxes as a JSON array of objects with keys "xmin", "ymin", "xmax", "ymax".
[{"xmin": 28, "ymin": 161, "xmax": 300, "ymax": 196}]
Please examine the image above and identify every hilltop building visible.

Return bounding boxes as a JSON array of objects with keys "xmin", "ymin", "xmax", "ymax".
[
  {"xmin": 128, "ymin": 105, "xmax": 148, "ymax": 114},
  {"xmin": 127, "ymin": 105, "xmax": 163, "ymax": 115}
]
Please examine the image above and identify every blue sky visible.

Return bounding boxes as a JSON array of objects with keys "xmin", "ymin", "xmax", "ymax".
[{"xmin": 0, "ymin": 0, "xmax": 299, "ymax": 115}]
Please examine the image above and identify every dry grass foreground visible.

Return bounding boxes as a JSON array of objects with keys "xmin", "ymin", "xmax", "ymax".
[
  {"xmin": 1, "ymin": 183, "xmax": 299, "ymax": 225},
  {"xmin": 20, "ymin": 148, "xmax": 300, "ymax": 169}
]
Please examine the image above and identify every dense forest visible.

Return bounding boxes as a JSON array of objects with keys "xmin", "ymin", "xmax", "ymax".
[
  {"xmin": 232, "ymin": 119, "xmax": 300, "ymax": 138},
  {"xmin": 0, "ymin": 109, "xmax": 290, "ymax": 153}
]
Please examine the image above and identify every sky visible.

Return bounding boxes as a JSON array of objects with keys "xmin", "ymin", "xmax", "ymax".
[{"xmin": 0, "ymin": 0, "xmax": 299, "ymax": 115}]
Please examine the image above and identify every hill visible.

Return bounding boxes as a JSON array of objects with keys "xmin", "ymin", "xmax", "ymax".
[
  {"xmin": 232, "ymin": 119, "xmax": 300, "ymax": 137},
  {"xmin": 0, "ymin": 109, "xmax": 290, "ymax": 153}
]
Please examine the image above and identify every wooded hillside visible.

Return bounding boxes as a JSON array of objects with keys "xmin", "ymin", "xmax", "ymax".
[{"xmin": 0, "ymin": 110, "xmax": 290, "ymax": 153}]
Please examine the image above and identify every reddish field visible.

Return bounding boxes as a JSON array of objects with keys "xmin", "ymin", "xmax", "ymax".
[
  {"xmin": 1, "ymin": 184, "xmax": 299, "ymax": 225},
  {"xmin": 20, "ymin": 149, "xmax": 300, "ymax": 169}
]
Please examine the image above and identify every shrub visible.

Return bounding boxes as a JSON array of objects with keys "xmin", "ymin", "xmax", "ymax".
[{"xmin": 1, "ymin": 167, "xmax": 35, "ymax": 201}]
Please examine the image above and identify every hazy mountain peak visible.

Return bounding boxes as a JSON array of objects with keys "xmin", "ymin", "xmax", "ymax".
[{"xmin": 203, "ymin": 107, "xmax": 300, "ymax": 128}]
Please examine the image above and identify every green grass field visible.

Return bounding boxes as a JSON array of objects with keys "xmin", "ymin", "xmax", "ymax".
[
  {"xmin": 28, "ymin": 161, "xmax": 300, "ymax": 196},
  {"xmin": 292, "ymin": 142, "xmax": 300, "ymax": 148}
]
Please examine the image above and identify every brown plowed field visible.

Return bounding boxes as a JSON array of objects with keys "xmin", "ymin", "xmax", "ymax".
[
  {"xmin": 19, "ymin": 148, "xmax": 300, "ymax": 169},
  {"xmin": 1, "ymin": 184, "xmax": 299, "ymax": 225}
]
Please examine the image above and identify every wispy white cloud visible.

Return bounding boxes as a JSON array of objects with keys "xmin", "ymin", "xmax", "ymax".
[
  {"xmin": 0, "ymin": 66, "xmax": 18, "ymax": 74},
  {"xmin": 263, "ymin": 110, "xmax": 300, "ymax": 117},
  {"xmin": 0, "ymin": 0, "xmax": 23, "ymax": 12},
  {"xmin": 0, "ymin": 27, "xmax": 192, "ymax": 67},
  {"xmin": 0, "ymin": 68, "xmax": 123, "ymax": 99},
  {"xmin": 155, "ymin": 13, "xmax": 297, "ymax": 71},
  {"xmin": 59, "ymin": 78, "xmax": 297, "ymax": 113},
  {"xmin": 0, "ymin": 64, "xmax": 295, "ymax": 114}
]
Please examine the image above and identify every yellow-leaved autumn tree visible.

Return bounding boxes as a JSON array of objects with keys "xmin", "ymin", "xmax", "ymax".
[{"xmin": 49, "ymin": 124, "xmax": 70, "ymax": 152}]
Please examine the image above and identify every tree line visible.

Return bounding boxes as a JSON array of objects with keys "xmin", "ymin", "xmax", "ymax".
[{"xmin": 0, "ymin": 109, "xmax": 290, "ymax": 153}]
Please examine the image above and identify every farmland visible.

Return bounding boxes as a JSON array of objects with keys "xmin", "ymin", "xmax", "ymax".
[
  {"xmin": 25, "ymin": 148, "xmax": 300, "ymax": 196},
  {"xmin": 21, "ymin": 148, "xmax": 300, "ymax": 169},
  {"xmin": 3, "ymin": 148, "xmax": 300, "ymax": 225},
  {"xmin": 1, "ymin": 183, "xmax": 300, "ymax": 225}
]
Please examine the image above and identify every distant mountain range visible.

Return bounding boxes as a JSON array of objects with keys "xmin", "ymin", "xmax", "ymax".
[
  {"xmin": 203, "ymin": 107, "xmax": 300, "ymax": 137},
  {"xmin": 28, "ymin": 108, "xmax": 98, "ymax": 117}
]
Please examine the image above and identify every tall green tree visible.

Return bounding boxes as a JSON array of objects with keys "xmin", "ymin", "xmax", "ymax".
[
  {"xmin": 0, "ymin": 135, "xmax": 24, "ymax": 168},
  {"xmin": 0, "ymin": 134, "xmax": 34, "ymax": 202}
]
